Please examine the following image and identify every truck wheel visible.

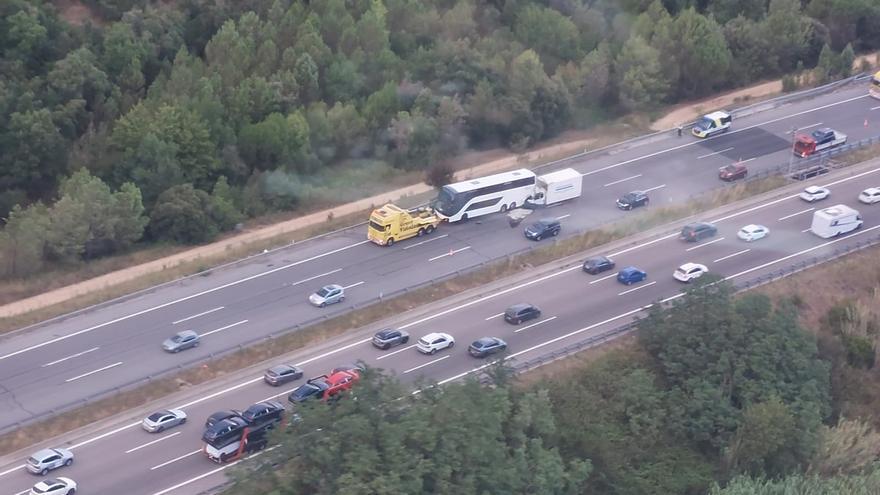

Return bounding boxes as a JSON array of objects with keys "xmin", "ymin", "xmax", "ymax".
[
  {"xmin": 417, "ymin": 228, "xmax": 425, "ymax": 237},
  {"xmin": 386, "ymin": 238, "xmax": 394, "ymax": 246},
  {"xmin": 500, "ymin": 204, "xmax": 508, "ymax": 213},
  {"xmin": 425, "ymin": 225, "xmax": 434, "ymax": 235},
  {"xmin": 461, "ymin": 214, "xmax": 469, "ymax": 222}
]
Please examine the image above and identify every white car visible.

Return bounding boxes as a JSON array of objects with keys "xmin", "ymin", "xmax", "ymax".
[
  {"xmin": 858, "ymin": 187, "xmax": 880, "ymax": 204},
  {"xmin": 737, "ymin": 224, "xmax": 769, "ymax": 242},
  {"xmin": 799, "ymin": 185, "xmax": 830, "ymax": 202},
  {"xmin": 673, "ymin": 263, "xmax": 708, "ymax": 283},
  {"xmin": 309, "ymin": 284, "xmax": 345, "ymax": 307},
  {"xmin": 30, "ymin": 477, "xmax": 76, "ymax": 495},
  {"xmin": 416, "ymin": 332, "xmax": 455, "ymax": 355},
  {"xmin": 26, "ymin": 448, "xmax": 74, "ymax": 475},
  {"xmin": 141, "ymin": 409, "xmax": 187, "ymax": 433}
]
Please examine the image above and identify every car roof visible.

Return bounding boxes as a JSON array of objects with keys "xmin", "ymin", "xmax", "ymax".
[
  {"xmin": 705, "ymin": 110, "xmax": 730, "ymax": 119},
  {"xmin": 586, "ymin": 256, "xmax": 610, "ymax": 263},
  {"xmin": 864, "ymin": 187, "xmax": 880, "ymax": 194},
  {"xmin": 176, "ymin": 330, "xmax": 198, "ymax": 338},
  {"xmin": 678, "ymin": 262, "xmax": 704, "ymax": 270},
  {"xmin": 421, "ymin": 332, "xmax": 446, "ymax": 340},
  {"xmin": 32, "ymin": 448, "xmax": 64, "ymax": 460},
  {"xmin": 321, "ymin": 284, "xmax": 343, "ymax": 290},
  {"xmin": 621, "ymin": 266, "xmax": 641, "ymax": 273},
  {"xmin": 741, "ymin": 224, "xmax": 761, "ymax": 230},
  {"xmin": 804, "ymin": 185, "xmax": 826, "ymax": 192},
  {"xmin": 269, "ymin": 364, "xmax": 296, "ymax": 373},
  {"xmin": 209, "ymin": 410, "xmax": 239, "ymax": 419},
  {"xmin": 507, "ymin": 303, "xmax": 533, "ymax": 312}
]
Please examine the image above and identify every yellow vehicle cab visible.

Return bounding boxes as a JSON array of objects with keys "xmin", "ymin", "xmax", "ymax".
[{"xmin": 367, "ymin": 204, "xmax": 441, "ymax": 246}]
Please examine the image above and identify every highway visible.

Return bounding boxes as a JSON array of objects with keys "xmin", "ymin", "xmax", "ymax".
[
  {"xmin": 3, "ymin": 155, "xmax": 880, "ymax": 495},
  {"xmin": 0, "ymin": 85, "xmax": 877, "ymax": 434}
]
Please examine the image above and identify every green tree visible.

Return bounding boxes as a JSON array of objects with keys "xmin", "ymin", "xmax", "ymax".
[
  {"xmin": 668, "ymin": 8, "xmax": 732, "ymax": 97},
  {"xmin": 149, "ymin": 184, "xmax": 218, "ymax": 244},
  {"xmin": 616, "ymin": 36, "xmax": 670, "ymax": 110},
  {"xmin": 4, "ymin": 9, "xmax": 49, "ymax": 66},
  {"xmin": 1, "ymin": 109, "xmax": 68, "ymax": 196},
  {"xmin": 815, "ymin": 43, "xmax": 838, "ymax": 83},
  {"xmin": 724, "ymin": 397, "xmax": 798, "ymax": 477},
  {"xmin": 514, "ymin": 5, "xmax": 581, "ymax": 69},
  {"xmin": 47, "ymin": 47, "xmax": 111, "ymax": 109},
  {"xmin": 838, "ymin": 42, "xmax": 855, "ymax": 77},
  {"xmin": 237, "ymin": 112, "xmax": 311, "ymax": 172},
  {"xmin": 808, "ymin": 418, "xmax": 880, "ymax": 476},
  {"xmin": 362, "ymin": 82, "xmax": 399, "ymax": 131},
  {"xmin": 762, "ymin": 0, "xmax": 813, "ymax": 72},
  {"xmin": 208, "ymin": 176, "xmax": 243, "ymax": 232},
  {"xmin": 115, "ymin": 133, "xmax": 185, "ymax": 208},
  {"xmin": 293, "ymin": 53, "xmax": 320, "ymax": 103},
  {"xmin": 0, "ymin": 203, "xmax": 50, "ymax": 277},
  {"xmin": 323, "ymin": 57, "xmax": 364, "ymax": 103},
  {"xmin": 101, "ymin": 22, "xmax": 148, "ymax": 78},
  {"xmin": 710, "ymin": 464, "xmax": 880, "ymax": 494},
  {"xmin": 230, "ymin": 374, "xmax": 591, "ymax": 494}
]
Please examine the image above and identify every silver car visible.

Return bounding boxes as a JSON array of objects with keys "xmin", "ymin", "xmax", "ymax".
[
  {"xmin": 309, "ymin": 284, "xmax": 345, "ymax": 307},
  {"xmin": 26, "ymin": 448, "xmax": 73, "ymax": 475},
  {"xmin": 162, "ymin": 330, "xmax": 200, "ymax": 353},
  {"xmin": 142, "ymin": 409, "xmax": 187, "ymax": 433}
]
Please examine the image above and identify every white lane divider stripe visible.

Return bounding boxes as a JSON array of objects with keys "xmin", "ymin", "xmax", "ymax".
[
  {"xmin": 429, "ymin": 246, "xmax": 471, "ymax": 262},
  {"xmin": 126, "ymin": 432, "xmax": 181, "ymax": 454},
  {"xmin": 714, "ymin": 249, "xmax": 751, "ymax": 263},
  {"xmin": 403, "ymin": 355, "xmax": 450, "ymax": 374},
  {"xmin": 290, "ymin": 269, "xmax": 342, "ymax": 287},
  {"xmin": 514, "ymin": 316, "xmax": 558, "ymax": 333},
  {"xmin": 172, "ymin": 307, "xmax": 224, "ymax": 325},
  {"xmin": 376, "ymin": 344, "xmax": 417, "ymax": 361},
  {"xmin": 199, "ymin": 320, "xmax": 248, "ymax": 338},
  {"xmin": 65, "ymin": 361, "xmax": 123, "ymax": 383},
  {"xmin": 42, "ymin": 347, "xmax": 99, "ymax": 367},
  {"xmin": 685, "ymin": 237, "xmax": 725, "ymax": 251},
  {"xmin": 402, "ymin": 234, "xmax": 449, "ymax": 250},
  {"xmin": 778, "ymin": 207, "xmax": 814, "ymax": 221},
  {"xmin": 618, "ymin": 281, "xmax": 657, "ymax": 296},
  {"xmin": 697, "ymin": 147, "xmax": 734, "ymax": 159},
  {"xmin": 603, "ymin": 174, "xmax": 642, "ymax": 187},
  {"xmin": 150, "ymin": 449, "xmax": 201, "ymax": 470}
]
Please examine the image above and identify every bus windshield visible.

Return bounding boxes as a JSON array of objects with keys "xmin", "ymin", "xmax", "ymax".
[{"xmin": 436, "ymin": 186, "xmax": 460, "ymax": 216}]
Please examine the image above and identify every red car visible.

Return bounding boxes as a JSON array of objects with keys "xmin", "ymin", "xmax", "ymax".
[{"xmin": 288, "ymin": 370, "xmax": 359, "ymax": 403}]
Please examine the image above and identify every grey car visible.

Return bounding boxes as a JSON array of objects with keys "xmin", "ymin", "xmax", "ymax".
[
  {"xmin": 372, "ymin": 328, "xmax": 410, "ymax": 350},
  {"xmin": 26, "ymin": 448, "xmax": 74, "ymax": 476},
  {"xmin": 263, "ymin": 364, "xmax": 304, "ymax": 386},
  {"xmin": 309, "ymin": 284, "xmax": 345, "ymax": 307},
  {"xmin": 142, "ymin": 409, "xmax": 187, "ymax": 433},
  {"xmin": 162, "ymin": 330, "xmax": 200, "ymax": 353}
]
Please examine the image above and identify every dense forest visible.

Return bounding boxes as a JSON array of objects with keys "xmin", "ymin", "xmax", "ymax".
[
  {"xmin": 225, "ymin": 278, "xmax": 880, "ymax": 494},
  {"xmin": 1, "ymin": 0, "xmax": 878, "ymax": 278}
]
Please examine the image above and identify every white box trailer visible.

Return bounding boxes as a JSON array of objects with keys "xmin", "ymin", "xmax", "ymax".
[
  {"xmin": 531, "ymin": 168, "xmax": 583, "ymax": 206},
  {"xmin": 810, "ymin": 204, "xmax": 863, "ymax": 239}
]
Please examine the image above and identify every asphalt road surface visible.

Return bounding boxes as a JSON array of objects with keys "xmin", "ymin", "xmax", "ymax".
[
  {"xmin": 3, "ymin": 155, "xmax": 880, "ymax": 495},
  {"xmin": 0, "ymin": 85, "xmax": 877, "ymax": 434}
]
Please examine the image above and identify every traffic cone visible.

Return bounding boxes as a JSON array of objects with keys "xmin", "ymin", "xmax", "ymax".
[
  {"xmin": 449, "ymin": 248, "xmax": 454, "ymax": 257},
  {"xmin": 865, "ymin": 119, "xmax": 869, "ymax": 128}
]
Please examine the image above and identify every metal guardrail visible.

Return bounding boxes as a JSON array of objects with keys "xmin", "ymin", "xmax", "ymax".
[{"xmin": 4, "ymin": 132, "xmax": 880, "ymax": 436}]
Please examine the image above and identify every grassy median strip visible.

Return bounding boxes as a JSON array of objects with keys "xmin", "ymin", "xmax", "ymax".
[{"xmin": 0, "ymin": 173, "xmax": 788, "ymax": 457}]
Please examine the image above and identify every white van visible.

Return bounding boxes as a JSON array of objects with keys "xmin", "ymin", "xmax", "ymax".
[{"xmin": 810, "ymin": 204, "xmax": 863, "ymax": 238}]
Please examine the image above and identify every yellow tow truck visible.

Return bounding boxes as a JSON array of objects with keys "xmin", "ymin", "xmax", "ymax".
[{"xmin": 367, "ymin": 204, "xmax": 441, "ymax": 246}]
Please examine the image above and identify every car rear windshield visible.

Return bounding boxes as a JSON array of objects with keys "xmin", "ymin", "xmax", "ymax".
[{"xmin": 317, "ymin": 288, "xmax": 331, "ymax": 297}]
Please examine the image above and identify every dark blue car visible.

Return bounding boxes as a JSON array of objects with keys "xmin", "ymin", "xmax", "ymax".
[{"xmin": 617, "ymin": 267, "xmax": 647, "ymax": 285}]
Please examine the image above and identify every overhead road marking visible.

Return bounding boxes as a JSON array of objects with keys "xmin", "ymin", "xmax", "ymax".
[
  {"xmin": 172, "ymin": 306, "xmax": 224, "ymax": 325},
  {"xmin": 429, "ymin": 246, "xmax": 471, "ymax": 261},
  {"xmin": 342, "ymin": 281, "xmax": 365, "ymax": 290},
  {"xmin": 150, "ymin": 449, "xmax": 201, "ymax": 470},
  {"xmin": 514, "ymin": 316, "xmax": 557, "ymax": 333},
  {"xmin": 603, "ymin": 174, "xmax": 642, "ymax": 187},
  {"xmin": 714, "ymin": 249, "xmax": 750, "ymax": 263},
  {"xmin": 402, "ymin": 234, "xmax": 449, "ymax": 250},
  {"xmin": 290, "ymin": 269, "xmax": 342, "ymax": 287},
  {"xmin": 376, "ymin": 344, "xmax": 417, "ymax": 360},
  {"xmin": 0, "ymin": 240, "xmax": 371, "ymax": 362},
  {"xmin": 778, "ymin": 208, "xmax": 814, "ymax": 221},
  {"xmin": 618, "ymin": 281, "xmax": 657, "ymax": 296},
  {"xmin": 580, "ymin": 94, "xmax": 867, "ymax": 178},
  {"xmin": 685, "ymin": 237, "xmax": 725, "ymax": 251},
  {"xmin": 643, "ymin": 184, "xmax": 666, "ymax": 193},
  {"xmin": 42, "ymin": 347, "xmax": 99, "ymax": 367},
  {"xmin": 125, "ymin": 432, "xmax": 181, "ymax": 454},
  {"xmin": 725, "ymin": 224, "xmax": 880, "ymax": 282},
  {"xmin": 403, "ymin": 355, "xmax": 450, "ymax": 374},
  {"xmin": 65, "ymin": 361, "xmax": 123, "ymax": 383},
  {"xmin": 698, "ymin": 147, "xmax": 734, "ymax": 159},
  {"xmin": 589, "ymin": 273, "xmax": 617, "ymax": 285},
  {"xmin": 199, "ymin": 320, "xmax": 248, "ymax": 338},
  {"xmin": 556, "ymin": 214, "xmax": 571, "ymax": 220}
]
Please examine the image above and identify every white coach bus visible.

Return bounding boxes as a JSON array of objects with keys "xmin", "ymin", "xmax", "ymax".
[{"xmin": 435, "ymin": 169, "xmax": 537, "ymax": 222}]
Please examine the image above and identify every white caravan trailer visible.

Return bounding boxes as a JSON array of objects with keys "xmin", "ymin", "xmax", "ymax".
[
  {"xmin": 810, "ymin": 204, "xmax": 863, "ymax": 239},
  {"xmin": 531, "ymin": 168, "xmax": 583, "ymax": 206}
]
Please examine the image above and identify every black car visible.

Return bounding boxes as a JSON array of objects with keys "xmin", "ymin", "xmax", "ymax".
[
  {"xmin": 263, "ymin": 364, "xmax": 304, "ymax": 386},
  {"xmin": 791, "ymin": 165, "xmax": 830, "ymax": 181},
  {"xmin": 468, "ymin": 337, "xmax": 508, "ymax": 358},
  {"xmin": 288, "ymin": 380, "xmax": 329, "ymax": 404},
  {"xmin": 616, "ymin": 191, "xmax": 649, "ymax": 210},
  {"xmin": 241, "ymin": 401, "xmax": 285, "ymax": 428},
  {"xmin": 680, "ymin": 222, "xmax": 718, "ymax": 242},
  {"xmin": 504, "ymin": 303, "xmax": 542, "ymax": 325},
  {"xmin": 202, "ymin": 416, "xmax": 249, "ymax": 444},
  {"xmin": 524, "ymin": 219, "xmax": 561, "ymax": 241},
  {"xmin": 372, "ymin": 328, "xmax": 410, "ymax": 350},
  {"xmin": 582, "ymin": 256, "xmax": 615, "ymax": 275},
  {"xmin": 204, "ymin": 410, "xmax": 243, "ymax": 429}
]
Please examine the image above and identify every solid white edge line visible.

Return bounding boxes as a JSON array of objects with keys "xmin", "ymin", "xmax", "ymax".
[
  {"xmin": 617, "ymin": 281, "xmax": 657, "ymax": 296},
  {"xmin": 125, "ymin": 431, "xmax": 181, "ymax": 454},
  {"xmin": 375, "ymin": 344, "xmax": 417, "ymax": 360},
  {"xmin": 41, "ymin": 346, "xmax": 100, "ymax": 367},
  {"xmin": 199, "ymin": 320, "xmax": 248, "ymax": 338},
  {"xmin": 714, "ymin": 249, "xmax": 751, "ymax": 263},
  {"xmin": 403, "ymin": 355, "xmax": 450, "ymax": 374},
  {"xmin": 514, "ymin": 316, "xmax": 558, "ymax": 333},
  {"xmin": 64, "ymin": 361, "xmax": 123, "ymax": 383},
  {"xmin": 172, "ymin": 306, "xmax": 224, "ymax": 325},
  {"xmin": 150, "ymin": 449, "xmax": 201, "ymax": 470},
  {"xmin": 685, "ymin": 237, "xmax": 725, "ymax": 251},
  {"xmin": 0, "ymin": 240, "xmax": 371, "ymax": 362}
]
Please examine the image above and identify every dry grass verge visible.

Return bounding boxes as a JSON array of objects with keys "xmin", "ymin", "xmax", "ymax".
[{"xmin": 0, "ymin": 173, "xmax": 788, "ymax": 456}]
